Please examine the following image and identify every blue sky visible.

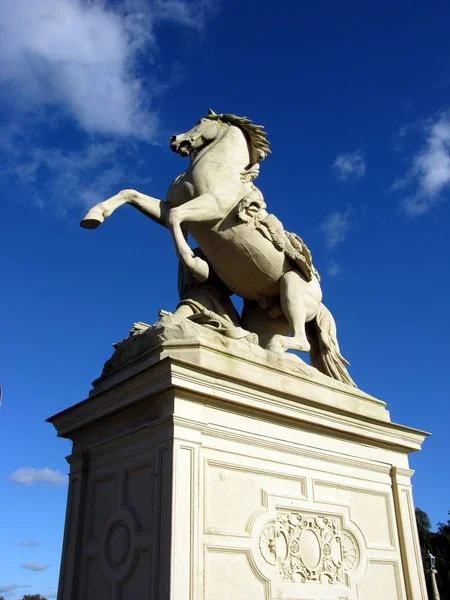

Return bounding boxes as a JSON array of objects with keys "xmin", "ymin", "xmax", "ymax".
[{"xmin": 1, "ymin": 0, "xmax": 450, "ymax": 596}]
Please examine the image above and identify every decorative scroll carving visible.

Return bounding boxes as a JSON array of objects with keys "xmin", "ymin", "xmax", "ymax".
[
  {"xmin": 259, "ymin": 511, "xmax": 359, "ymax": 585},
  {"xmin": 259, "ymin": 521, "xmax": 278, "ymax": 566}
]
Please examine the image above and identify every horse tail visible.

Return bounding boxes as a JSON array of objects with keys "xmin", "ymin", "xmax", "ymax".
[{"xmin": 306, "ymin": 303, "xmax": 356, "ymax": 387}]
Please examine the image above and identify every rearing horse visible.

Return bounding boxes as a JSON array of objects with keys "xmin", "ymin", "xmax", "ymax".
[{"xmin": 81, "ymin": 110, "xmax": 355, "ymax": 386}]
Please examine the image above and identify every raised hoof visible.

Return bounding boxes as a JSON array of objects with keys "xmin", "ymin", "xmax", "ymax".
[{"xmin": 80, "ymin": 207, "xmax": 105, "ymax": 229}]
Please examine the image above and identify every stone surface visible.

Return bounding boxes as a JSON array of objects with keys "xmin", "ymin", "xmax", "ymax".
[
  {"xmin": 48, "ymin": 320, "xmax": 428, "ymax": 599},
  {"xmin": 93, "ymin": 315, "xmax": 386, "ymax": 422},
  {"xmin": 80, "ymin": 110, "xmax": 355, "ymax": 387}
]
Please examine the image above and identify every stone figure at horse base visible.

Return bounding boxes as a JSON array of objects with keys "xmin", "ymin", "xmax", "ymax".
[{"xmin": 81, "ymin": 110, "xmax": 355, "ymax": 387}]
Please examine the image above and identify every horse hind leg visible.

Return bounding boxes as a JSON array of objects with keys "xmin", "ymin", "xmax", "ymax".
[
  {"xmin": 266, "ymin": 270, "xmax": 315, "ymax": 354},
  {"xmin": 241, "ymin": 300, "xmax": 290, "ymax": 349}
]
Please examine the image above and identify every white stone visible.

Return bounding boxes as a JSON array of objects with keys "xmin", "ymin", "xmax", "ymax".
[
  {"xmin": 80, "ymin": 111, "xmax": 356, "ymax": 387},
  {"xmin": 48, "ymin": 320, "xmax": 428, "ymax": 599}
]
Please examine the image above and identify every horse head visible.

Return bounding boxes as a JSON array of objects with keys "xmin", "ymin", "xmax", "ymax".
[
  {"xmin": 170, "ymin": 109, "xmax": 220, "ymax": 158},
  {"xmin": 170, "ymin": 109, "xmax": 271, "ymax": 168}
]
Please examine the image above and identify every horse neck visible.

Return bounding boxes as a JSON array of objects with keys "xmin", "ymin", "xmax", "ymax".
[{"xmin": 192, "ymin": 124, "xmax": 250, "ymax": 171}]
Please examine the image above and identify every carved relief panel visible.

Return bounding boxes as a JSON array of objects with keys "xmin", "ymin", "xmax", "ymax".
[
  {"xmin": 258, "ymin": 511, "xmax": 359, "ymax": 586},
  {"xmin": 202, "ymin": 453, "xmax": 408, "ymax": 599}
]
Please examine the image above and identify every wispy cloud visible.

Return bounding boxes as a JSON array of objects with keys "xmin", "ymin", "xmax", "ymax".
[
  {"xmin": 9, "ymin": 467, "xmax": 67, "ymax": 487},
  {"xmin": 8, "ymin": 140, "xmax": 134, "ymax": 214},
  {"xmin": 319, "ymin": 208, "xmax": 353, "ymax": 249},
  {"xmin": 0, "ymin": 0, "xmax": 218, "ymax": 138},
  {"xmin": 153, "ymin": 0, "xmax": 220, "ymax": 28},
  {"xmin": 0, "ymin": 583, "xmax": 31, "ymax": 597},
  {"xmin": 332, "ymin": 150, "xmax": 366, "ymax": 181},
  {"xmin": 18, "ymin": 540, "xmax": 40, "ymax": 547},
  {"xmin": 0, "ymin": 0, "xmax": 220, "ymax": 214},
  {"xmin": 21, "ymin": 562, "xmax": 50, "ymax": 572},
  {"xmin": 326, "ymin": 260, "xmax": 341, "ymax": 277},
  {"xmin": 1, "ymin": 0, "xmax": 153, "ymax": 138},
  {"xmin": 0, "ymin": 122, "xmax": 155, "ymax": 214},
  {"xmin": 393, "ymin": 110, "xmax": 450, "ymax": 216}
]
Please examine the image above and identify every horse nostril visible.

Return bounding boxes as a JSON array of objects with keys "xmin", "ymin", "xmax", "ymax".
[{"xmin": 170, "ymin": 135, "xmax": 176, "ymax": 143}]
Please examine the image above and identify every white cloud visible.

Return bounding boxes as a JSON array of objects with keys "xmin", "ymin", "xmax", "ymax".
[
  {"xmin": 319, "ymin": 208, "xmax": 353, "ymax": 249},
  {"xmin": 21, "ymin": 562, "xmax": 50, "ymax": 572},
  {"xmin": 393, "ymin": 111, "xmax": 450, "ymax": 216},
  {"xmin": 0, "ymin": 583, "xmax": 31, "ymax": 597},
  {"xmin": 326, "ymin": 260, "xmax": 341, "ymax": 277},
  {"xmin": 18, "ymin": 540, "xmax": 40, "ymax": 547},
  {"xmin": 0, "ymin": 0, "xmax": 153, "ymax": 138},
  {"xmin": 0, "ymin": 0, "xmax": 218, "ymax": 139},
  {"xmin": 332, "ymin": 150, "xmax": 366, "ymax": 181},
  {"xmin": 9, "ymin": 467, "xmax": 68, "ymax": 486},
  {"xmin": 0, "ymin": 0, "xmax": 219, "ymax": 215}
]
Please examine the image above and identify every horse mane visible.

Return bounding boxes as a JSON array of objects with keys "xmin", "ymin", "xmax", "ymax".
[{"xmin": 205, "ymin": 110, "xmax": 271, "ymax": 166}]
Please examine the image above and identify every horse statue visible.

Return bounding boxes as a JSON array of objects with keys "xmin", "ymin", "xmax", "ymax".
[{"xmin": 80, "ymin": 110, "xmax": 355, "ymax": 387}]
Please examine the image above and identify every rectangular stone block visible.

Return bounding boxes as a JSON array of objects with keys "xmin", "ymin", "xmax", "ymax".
[{"xmin": 48, "ymin": 329, "xmax": 428, "ymax": 599}]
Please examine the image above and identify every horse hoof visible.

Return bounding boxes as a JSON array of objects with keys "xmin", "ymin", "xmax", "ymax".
[
  {"xmin": 267, "ymin": 334, "xmax": 311, "ymax": 354},
  {"xmin": 266, "ymin": 335, "xmax": 285, "ymax": 354},
  {"xmin": 80, "ymin": 207, "xmax": 104, "ymax": 229}
]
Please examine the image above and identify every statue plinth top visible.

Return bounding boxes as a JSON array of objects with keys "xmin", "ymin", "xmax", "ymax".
[{"xmin": 88, "ymin": 313, "xmax": 390, "ymax": 426}]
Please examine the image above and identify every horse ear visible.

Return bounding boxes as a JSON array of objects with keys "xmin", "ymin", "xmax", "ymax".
[{"xmin": 207, "ymin": 109, "xmax": 217, "ymax": 116}]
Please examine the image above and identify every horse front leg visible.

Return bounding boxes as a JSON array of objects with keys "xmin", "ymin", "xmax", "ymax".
[
  {"xmin": 168, "ymin": 211, "xmax": 210, "ymax": 282},
  {"xmin": 80, "ymin": 190, "xmax": 169, "ymax": 229},
  {"xmin": 166, "ymin": 192, "xmax": 228, "ymax": 282}
]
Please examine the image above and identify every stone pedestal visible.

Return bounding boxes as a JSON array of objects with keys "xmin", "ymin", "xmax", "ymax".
[{"xmin": 48, "ymin": 317, "xmax": 428, "ymax": 600}]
